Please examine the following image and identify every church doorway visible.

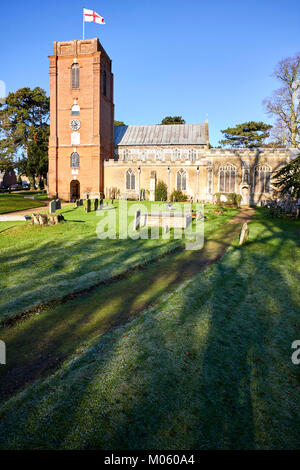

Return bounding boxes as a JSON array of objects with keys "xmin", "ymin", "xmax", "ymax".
[
  {"xmin": 70, "ymin": 180, "xmax": 80, "ymax": 201},
  {"xmin": 240, "ymin": 185, "xmax": 250, "ymax": 206}
]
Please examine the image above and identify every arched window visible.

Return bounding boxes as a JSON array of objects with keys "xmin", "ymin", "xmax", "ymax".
[
  {"xmin": 189, "ymin": 149, "xmax": 197, "ymax": 161},
  {"xmin": 140, "ymin": 151, "xmax": 147, "ymax": 161},
  {"xmin": 103, "ymin": 70, "xmax": 107, "ymax": 96},
  {"xmin": 219, "ymin": 164, "xmax": 236, "ymax": 193},
  {"xmin": 70, "ymin": 152, "xmax": 80, "ymax": 169},
  {"xmin": 123, "ymin": 149, "xmax": 131, "ymax": 162},
  {"xmin": 207, "ymin": 168, "xmax": 213, "ymax": 194},
  {"xmin": 254, "ymin": 165, "xmax": 271, "ymax": 193},
  {"xmin": 172, "ymin": 149, "xmax": 181, "ymax": 161},
  {"xmin": 71, "ymin": 104, "xmax": 80, "ymax": 116},
  {"xmin": 126, "ymin": 169, "xmax": 136, "ymax": 190},
  {"xmin": 156, "ymin": 150, "xmax": 164, "ymax": 161},
  {"xmin": 71, "ymin": 63, "xmax": 80, "ymax": 89},
  {"xmin": 177, "ymin": 168, "xmax": 187, "ymax": 191}
]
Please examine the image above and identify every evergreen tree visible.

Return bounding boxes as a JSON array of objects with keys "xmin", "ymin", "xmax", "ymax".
[
  {"xmin": 155, "ymin": 180, "xmax": 168, "ymax": 201},
  {"xmin": 160, "ymin": 116, "xmax": 185, "ymax": 125},
  {"xmin": 272, "ymin": 155, "xmax": 300, "ymax": 200},
  {"xmin": 219, "ymin": 121, "xmax": 272, "ymax": 148}
]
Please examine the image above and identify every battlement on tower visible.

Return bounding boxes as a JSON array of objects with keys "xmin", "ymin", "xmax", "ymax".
[{"xmin": 51, "ymin": 38, "xmax": 111, "ymax": 62}]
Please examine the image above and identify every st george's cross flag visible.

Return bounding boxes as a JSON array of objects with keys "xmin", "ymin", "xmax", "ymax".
[{"xmin": 83, "ymin": 8, "xmax": 105, "ymax": 24}]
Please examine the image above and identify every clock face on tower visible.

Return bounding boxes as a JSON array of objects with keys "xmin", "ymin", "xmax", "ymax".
[{"xmin": 70, "ymin": 119, "xmax": 81, "ymax": 131}]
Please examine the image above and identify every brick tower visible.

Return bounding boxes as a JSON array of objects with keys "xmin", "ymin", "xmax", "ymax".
[{"xmin": 48, "ymin": 38, "xmax": 114, "ymax": 200}]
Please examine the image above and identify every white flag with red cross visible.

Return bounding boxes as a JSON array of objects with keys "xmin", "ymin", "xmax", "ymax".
[{"xmin": 83, "ymin": 8, "xmax": 105, "ymax": 24}]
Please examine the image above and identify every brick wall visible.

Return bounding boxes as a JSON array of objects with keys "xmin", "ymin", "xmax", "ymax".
[{"xmin": 48, "ymin": 38, "xmax": 114, "ymax": 200}]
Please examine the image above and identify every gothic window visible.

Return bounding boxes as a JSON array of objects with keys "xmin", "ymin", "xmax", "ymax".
[
  {"xmin": 242, "ymin": 168, "xmax": 250, "ymax": 184},
  {"xmin": 126, "ymin": 169, "xmax": 136, "ymax": 190},
  {"xmin": 71, "ymin": 104, "xmax": 80, "ymax": 116},
  {"xmin": 71, "ymin": 63, "xmax": 80, "ymax": 89},
  {"xmin": 172, "ymin": 149, "xmax": 180, "ymax": 161},
  {"xmin": 207, "ymin": 168, "xmax": 213, "ymax": 194},
  {"xmin": 189, "ymin": 149, "xmax": 197, "ymax": 161},
  {"xmin": 140, "ymin": 151, "xmax": 147, "ymax": 161},
  {"xmin": 156, "ymin": 150, "xmax": 164, "ymax": 161},
  {"xmin": 123, "ymin": 149, "xmax": 131, "ymax": 161},
  {"xmin": 177, "ymin": 168, "xmax": 187, "ymax": 191},
  {"xmin": 70, "ymin": 152, "xmax": 80, "ymax": 169},
  {"xmin": 254, "ymin": 165, "xmax": 271, "ymax": 193},
  {"xmin": 219, "ymin": 164, "xmax": 236, "ymax": 193},
  {"xmin": 103, "ymin": 70, "xmax": 107, "ymax": 96}
]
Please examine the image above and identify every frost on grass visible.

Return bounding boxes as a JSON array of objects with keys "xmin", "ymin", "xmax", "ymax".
[
  {"xmin": 0, "ymin": 239, "xmax": 180, "ymax": 322},
  {"xmin": 0, "ymin": 215, "xmax": 299, "ymax": 450}
]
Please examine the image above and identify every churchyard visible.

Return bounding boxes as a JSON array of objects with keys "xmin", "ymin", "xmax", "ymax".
[
  {"xmin": 0, "ymin": 191, "xmax": 49, "ymax": 214},
  {"xmin": 0, "ymin": 200, "xmax": 238, "ymax": 324},
  {"xmin": 0, "ymin": 206, "xmax": 299, "ymax": 449}
]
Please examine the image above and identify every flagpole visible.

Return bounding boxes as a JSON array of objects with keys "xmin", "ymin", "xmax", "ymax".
[{"xmin": 83, "ymin": 8, "xmax": 85, "ymax": 39}]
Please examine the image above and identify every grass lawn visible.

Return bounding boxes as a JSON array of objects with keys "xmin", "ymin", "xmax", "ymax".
[
  {"xmin": 0, "ymin": 201, "xmax": 237, "ymax": 323},
  {"xmin": 0, "ymin": 209, "xmax": 299, "ymax": 449},
  {"xmin": 0, "ymin": 191, "xmax": 48, "ymax": 214}
]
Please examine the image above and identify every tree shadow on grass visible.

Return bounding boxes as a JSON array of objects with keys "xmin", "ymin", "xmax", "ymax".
[
  {"xmin": 1, "ymin": 210, "xmax": 299, "ymax": 449},
  {"xmin": 0, "ymin": 217, "xmax": 243, "ymax": 402},
  {"xmin": 1, "ymin": 212, "xmax": 299, "ymax": 449}
]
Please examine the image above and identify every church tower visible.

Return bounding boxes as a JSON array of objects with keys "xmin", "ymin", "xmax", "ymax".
[{"xmin": 48, "ymin": 38, "xmax": 114, "ymax": 200}]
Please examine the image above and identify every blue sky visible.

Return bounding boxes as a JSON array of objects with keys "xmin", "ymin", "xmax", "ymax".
[{"xmin": 0, "ymin": 0, "xmax": 299, "ymax": 145}]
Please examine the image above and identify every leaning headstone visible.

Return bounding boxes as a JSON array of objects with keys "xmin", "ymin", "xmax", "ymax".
[
  {"xmin": 48, "ymin": 214, "xmax": 56, "ymax": 225},
  {"xmin": 48, "ymin": 214, "xmax": 65, "ymax": 225},
  {"xmin": 239, "ymin": 222, "xmax": 249, "ymax": 246},
  {"xmin": 55, "ymin": 199, "xmax": 61, "ymax": 210},
  {"xmin": 134, "ymin": 209, "xmax": 141, "ymax": 230},
  {"xmin": 31, "ymin": 213, "xmax": 39, "ymax": 225},
  {"xmin": 38, "ymin": 214, "xmax": 48, "ymax": 226},
  {"xmin": 49, "ymin": 200, "xmax": 56, "ymax": 214}
]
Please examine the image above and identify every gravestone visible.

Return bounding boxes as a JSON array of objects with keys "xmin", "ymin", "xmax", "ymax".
[
  {"xmin": 134, "ymin": 209, "xmax": 141, "ymax": 230},
  {"xmin": 56, "ymin": 199, "xmax": 61, "ymax": 210},
  {"xmin": 49, "ymin": 200, "xmax": 56, "ymax": 214},
  {"xmin": 84, "ymin": 199, "xmax": 91, "ymax": 213},
  {"xmin": 38, "ymin": 214, "xmax": 48, "ymax": 226},
  {"xmin": 31, "ymin": 213, "xmax": 39, "ymax": 225},
  {"xmin": 163, "ymin": 224, "xmax": 169, "ymax": 234},
  {"xmin": 239, "ymin": 222, "xmax": 249, "ymax": 246},
  {"xmin": 100, "ymin": 198, "xmax": 103, "ymax": 209},
  {"xmin": 48, "ymin": 214, "xmax": 65, "ymax": 225},
  {"xmin": 94, "ymin": 198, "xmax": 99, "ymax": 211}
]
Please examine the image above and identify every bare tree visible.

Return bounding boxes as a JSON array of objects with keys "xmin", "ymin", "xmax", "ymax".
[{"xmin": 264, "ymin": 53, "xmax": 300, "ymax": 148}]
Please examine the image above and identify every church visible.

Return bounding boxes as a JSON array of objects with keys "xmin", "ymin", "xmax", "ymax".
[{"xmin": 48, "ymin": 38, "xmax": 291, "ymax": 205}]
